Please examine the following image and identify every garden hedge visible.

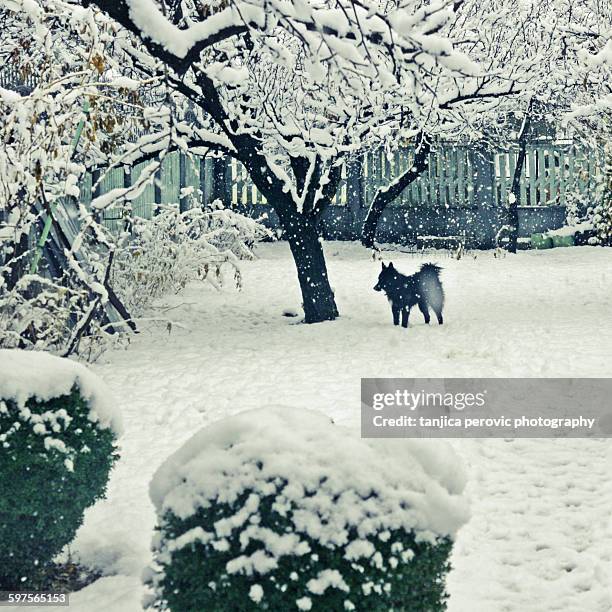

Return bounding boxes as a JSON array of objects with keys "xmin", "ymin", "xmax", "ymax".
[
  {"xmin": 0, "ymin": 350, "xmax": 121, "ymax": 588},
  {"xmin": 146, "ymin": 407, "xmax": 468, "ymax": 611}
]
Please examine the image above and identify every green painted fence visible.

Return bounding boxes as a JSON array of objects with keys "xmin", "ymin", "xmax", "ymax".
[
  {"xmin": 85, "ymin": 143, "xmax": 602, "ymax": 230},
  {"xmin": 493, "ymin": 143, "xmax": 600, "ymax": 207},
  {"xmin": 362, "ymin": 146, "xmax": 475, "ymax": 208},
  {"xmin": 0, "ymin": 66, "xmax": 602, "ymax": 218}
]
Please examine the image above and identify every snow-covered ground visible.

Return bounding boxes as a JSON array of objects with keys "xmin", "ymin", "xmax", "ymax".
[{"xmin": 61, "ymin": 242, "xmax": 611, "ymax": 611}]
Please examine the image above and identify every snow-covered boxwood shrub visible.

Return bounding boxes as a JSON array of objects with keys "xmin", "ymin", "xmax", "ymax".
[
  {"xmin": 0, "ymin": 350, "xmax": 122, "ymax": 588},
  {"xmin": 146, "ymin": 408, "xmax": 469, "ymax": 611}
]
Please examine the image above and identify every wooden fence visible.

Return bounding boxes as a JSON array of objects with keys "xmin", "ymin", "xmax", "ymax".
[
  {"xmin": 493, "ymin": 144, "xmax": 599, "ymax": 208},
  {"xmin": 81, "ymin": 142, "xmax": 601, "ymax": 233}
]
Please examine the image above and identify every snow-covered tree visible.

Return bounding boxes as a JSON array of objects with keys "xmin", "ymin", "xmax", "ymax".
[
  {"xmin": 67, "ymin": 0, "xmax": 485, "ymax": 323},
  {"xmin": 4, "ymin": 0, "xmax": 608, "ymax": 330},
  {"xmin": 362, "ymin": 0, "xmax": 612, "ymax": 251},
  {"xmin": 0, "ymin": 0, "xmax": 269, "ymax": 353},
  {"xmin": 558, "ymin": 0, "xmax": 611, "ymax": 245},
  {"xmin": 561, "ymin": 0, "xmax": 611, "ymax": 127},
  {"xmin": 587, "ymin": 144, "xmax": 612, "ymax": 246},
  {"xmin": 0, "ymin": 0, "xmax": 150, "ymax": 353}
]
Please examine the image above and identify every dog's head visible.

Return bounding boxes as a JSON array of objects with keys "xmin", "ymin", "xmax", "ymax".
[{"xmin": 373, "ymin": 261, "xmax": 396, "ymax": 293}]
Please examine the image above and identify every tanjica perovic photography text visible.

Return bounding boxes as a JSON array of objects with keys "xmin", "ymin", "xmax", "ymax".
[{"xmin": 0, "ymin": 0, "xmax": 610, "ymax": 610}]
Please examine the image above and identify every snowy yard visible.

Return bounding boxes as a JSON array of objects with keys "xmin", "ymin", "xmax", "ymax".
[
  {"xmin": 61, "ymin": 242, "xmax": 612, "ymax": 611},
  {"xmin": 2, "ymin": 1, "xmax": 610, "ymax": 609}
]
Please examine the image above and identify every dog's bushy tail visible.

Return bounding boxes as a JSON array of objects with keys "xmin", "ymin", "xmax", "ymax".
[
  {"xmin": 418, "ymin": 263, "xmax": 444, "ymax": 311},
  {"xmin": 419, "ymin": 263, "xmax": 442, "ymax": 279}
]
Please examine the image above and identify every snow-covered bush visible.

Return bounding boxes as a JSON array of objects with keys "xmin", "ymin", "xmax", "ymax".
[
  {"xmin": 203, "ymin": 200, "xmax": 273, "ymax": 258},
  {"xmin": 112, "ymin": 202, "xmax": 271, "ymax": 315},
  {"xmin": 0, "ymin": 350, "xmax": 121, "ymax": 589},
  {"xmin": 0, "ymin": 275, "xmax": 106, "ymax": 355},
  {"xmin": 564, "ymin": 190, "xmax": 591, "ymax": 226},
  {"xmin": 0, "ymin": 1, "xmax": 164, "ymax": 357},
  {"xmin": 146, "ymin": 407, "xmax": 469, "ymax": 611}
]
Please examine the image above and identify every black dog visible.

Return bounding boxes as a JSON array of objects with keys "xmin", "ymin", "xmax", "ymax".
[{"xmin": 374, "ymin": 262, "xmax": 444, "ymax": 328}]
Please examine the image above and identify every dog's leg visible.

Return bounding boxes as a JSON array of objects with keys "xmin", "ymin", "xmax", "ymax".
[
  {"xmin": 392, "ymin": 307, "xmax": 400, "ymax": 326},
  {"xmin": 418, "ymin": 300, "xmax": 430, "ymax": 324},
  {"xmin": 401, "ymin": 307, "xmax": 410, "ymax": 328},
  {"xmin": 433, "ymin": 307, "xmax": 443, "ymax": 325}
]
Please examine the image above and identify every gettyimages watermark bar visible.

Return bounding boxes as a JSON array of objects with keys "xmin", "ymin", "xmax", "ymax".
[{"xmin": 361, "ymin": 379, "xmax": 612, "ymax": 438}]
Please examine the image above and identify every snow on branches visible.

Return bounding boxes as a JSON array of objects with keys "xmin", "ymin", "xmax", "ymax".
[
  {"xmin": 0, "ymin": 0, "xmax": 273, "ymax": 354},
  {"xmin": 588, "ymin": 144, "xmax": 612, "ymax": 246},
  {"xmin": 0, "ymin": 0, "xmax": 157, "ymax": 355},
  {"xmin": 112, "ymin": 200, "xmax": 272, "ymax": 315},
  {"xmin": 78, "ymin": 0, "xmax": 483, "ymax": 212},
  {"xmin": 1, "ymin": 0, "xmax": 609, "ymax": 329}
]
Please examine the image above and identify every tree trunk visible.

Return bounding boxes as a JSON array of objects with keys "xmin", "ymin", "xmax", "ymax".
[
  {"xmin": 505, "ymin": 147, "xmax": 524, "ymax": 253},
  {"xmin": 211, "ymin": 155, "xmax": 227, "ymax": 204},
  {"xmin": 506, "ymin": 102, "xmax": 533, "ymax": 253},
  {"xmin": 361, "ymin": 137, "xmax": 431, "ymax": 248},
  {"xmin": 278, "ymin": 207, "xmax": 339, "ymax": 323},
  {"xmin": 246, "ymin": 153, "xmax": 341, "ymax": 323}
]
